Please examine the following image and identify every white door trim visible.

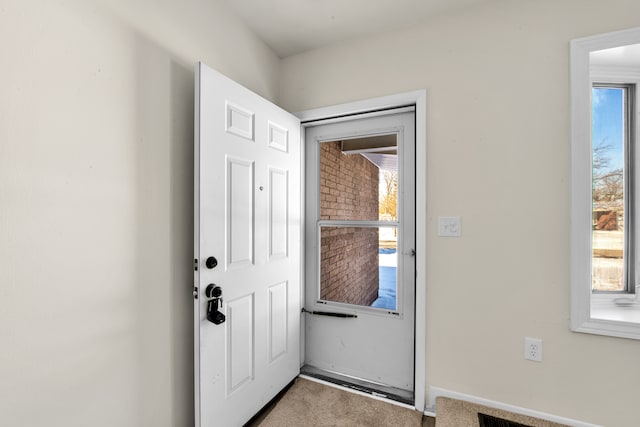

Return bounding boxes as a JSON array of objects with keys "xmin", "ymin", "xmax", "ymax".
[{"xmin": 296, "ymin": 90, "xmax": 427, "ymax": 411}]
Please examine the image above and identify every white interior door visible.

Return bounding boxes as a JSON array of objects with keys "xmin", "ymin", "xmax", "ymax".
[
  {"xmin": 304, "ymin": 111, "xmax": 416, "ymax": 392},
  {"xmin": 194, "ymin": 62, "xmax": 301, "ymax": 427}
]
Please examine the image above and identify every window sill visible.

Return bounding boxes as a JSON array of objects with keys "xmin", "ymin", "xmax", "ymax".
[
  {"xmin": 575, "ymin": 294, "xmax": 640, "ymax": 340},
  {"xmin": 591, "ymin": 295, "xmax": 640, "ymax": 323}
]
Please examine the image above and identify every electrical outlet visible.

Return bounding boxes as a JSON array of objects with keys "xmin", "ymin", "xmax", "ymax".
[{"xmin": 524, "ymin": 337, "xmax": 543, "ymax": 362}]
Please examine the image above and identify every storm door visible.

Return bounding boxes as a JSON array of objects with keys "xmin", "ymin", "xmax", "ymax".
[{"xmin": 303, "ymin": 110, "xmax": 416, "ymax": 401}]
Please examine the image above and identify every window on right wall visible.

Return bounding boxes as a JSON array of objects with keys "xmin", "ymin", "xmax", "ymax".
[
  {"xmin": 570, "ymin": 28, "xmax": 640, "ymax": 340},
  {"xmin": 591, "ymin": 83, "xmax": 636, "ymax": 295}
]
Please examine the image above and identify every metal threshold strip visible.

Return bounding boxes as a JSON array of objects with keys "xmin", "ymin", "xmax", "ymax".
[
  {"xmin": 299, "ymin": 365, "xmax": 414, "ymax": 406},
  {"xmin": 301, "ymin": 307, "xmax": 357, "ymax": 318}
]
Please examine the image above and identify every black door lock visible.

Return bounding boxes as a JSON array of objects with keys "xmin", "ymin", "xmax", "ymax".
[
  {"xmin": 207, "ymin": 298, "xmax": 225, "ymax": 325},
  {"xmin": 205, "ymin": 284, "xmax": 225, "ymax": 325},
  {"xmin": 205, "ymin": 256, "xmax": 218, "ymax": 269}
]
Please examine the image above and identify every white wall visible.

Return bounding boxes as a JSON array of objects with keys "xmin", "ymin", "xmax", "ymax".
[
  {"xmin": 0, "ymin": 0, "xmax": 279, "ymax": 426},
  {"xmin": 279, "ymin": 1, "xmax": 640, "ymax": 426}
]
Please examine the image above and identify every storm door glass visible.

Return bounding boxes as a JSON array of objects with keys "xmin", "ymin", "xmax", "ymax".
[{"xmin": 318, "ymin": 135, "xmax": 399, "ymax": 310}]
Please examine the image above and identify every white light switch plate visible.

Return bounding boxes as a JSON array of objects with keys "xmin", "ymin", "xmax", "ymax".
[{"xmin": 438, "ymin": 216, "xmax": 461, "ymax": 237}]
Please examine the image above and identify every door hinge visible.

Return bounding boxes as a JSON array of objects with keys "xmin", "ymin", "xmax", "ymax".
[
  {"xmin": 193, "ymin": 286, "xmax": 198, "ymax": 299},
  {"xmin": 194, "ymin": 258, "xmax": 198, "ymax": 271}
]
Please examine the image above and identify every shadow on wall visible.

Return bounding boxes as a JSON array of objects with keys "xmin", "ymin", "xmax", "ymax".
[{"xmin": 134, "ymin": 34, "xmax": 194, "ymax": 426}]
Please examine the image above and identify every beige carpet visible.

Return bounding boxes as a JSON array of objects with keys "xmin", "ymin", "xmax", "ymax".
[{"xmin": 253, "ymin": 378, "xmax": 425, "ymax": 427}]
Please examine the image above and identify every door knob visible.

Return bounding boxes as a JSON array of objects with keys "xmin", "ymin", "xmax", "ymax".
[
  {"xmin": 205, "ymin": 284, "xmax": 222, "ymax": 299},
  {"xmin": 205, "ymin": 256, "xmax": 218, "ymax": 269}
]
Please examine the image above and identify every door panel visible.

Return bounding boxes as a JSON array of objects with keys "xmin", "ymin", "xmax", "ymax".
[
  {"xmin": 304, "ymin": 111, "xmax": 415, "ymax": 391},
  {"xmin": 225, "ymin": 102, "xmax": 254, "ymax": 140},
  {"xmin": 269, "ymin": 167, "xmax": 288, "ymax": 259},
  {"xmin": 227, "ymin": 157, "xmax": 255, "ymax": 268},
  {"xmin": 195, "ymin": 62, "xmax": 301, "ymax": 427},
  {"xmin": 227, "ymin": 294, "xmax": 254, "ymax": 393},
  {"xmin": 268, "ymin": 281, "xmax": 288, "ymax": 361},
  {"xmin": 268, "ymin": 122, "xmax": 289, "ymax": 152}
]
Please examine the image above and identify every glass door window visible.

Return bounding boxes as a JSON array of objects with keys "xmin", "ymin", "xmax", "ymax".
[{"xmin": 317, "ymin": 136, "xmax": 399, "ymax": 311}]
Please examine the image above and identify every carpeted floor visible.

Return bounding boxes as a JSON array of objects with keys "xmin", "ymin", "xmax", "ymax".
[{"xmin": 248, "ymin": 378, "xmax": 433, "ymax": 427}]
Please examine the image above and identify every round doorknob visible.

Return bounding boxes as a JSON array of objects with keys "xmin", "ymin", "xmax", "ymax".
[
  {"xmin": 205, "ymin": 284, "xmax": 222, "ymax": 298},
  {"xmin": 205, "ymin": 256, "xmax": 218, "ymax": 269}
]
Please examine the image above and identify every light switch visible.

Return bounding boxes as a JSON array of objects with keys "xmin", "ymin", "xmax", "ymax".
[{"xmin": 438, "ymin": 216, "xmax": 461, "ymax": 237}]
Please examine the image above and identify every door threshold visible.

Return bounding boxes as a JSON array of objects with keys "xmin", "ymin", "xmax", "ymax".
[{"xmin": 300, "ymin": 365, "xmax": 414, "ymax": 406}]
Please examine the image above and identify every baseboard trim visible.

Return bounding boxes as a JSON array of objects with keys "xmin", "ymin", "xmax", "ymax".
[
  {"xmin": 423, "ymin": 408, "xmax": 436, "ymax": 417},
  {"xmin": 428, "ymin": 386, "xmax": 601, "ymax": 427}
]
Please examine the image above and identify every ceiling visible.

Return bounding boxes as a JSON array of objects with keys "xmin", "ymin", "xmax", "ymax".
[{"xmin": 224, "ymin": 0, "xmax": 493, "ymax": 57}]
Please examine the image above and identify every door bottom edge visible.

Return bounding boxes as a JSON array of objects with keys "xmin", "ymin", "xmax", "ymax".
[
  {"xmin": 243, "ymin": 378, "xmax": 297, "ymax": 427},
  {"xmin": 299, "ymin": 365, "xmax": 414, "ymax": 407}
]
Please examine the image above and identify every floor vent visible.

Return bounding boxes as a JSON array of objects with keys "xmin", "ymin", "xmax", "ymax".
[{"xmin": 478, "ymin": 413, "xmax": 532, "ymax": 427}]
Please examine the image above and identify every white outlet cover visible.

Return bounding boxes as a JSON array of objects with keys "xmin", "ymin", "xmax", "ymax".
[
  {"xmin": 438, "ymin": 216, "xmax": 461, "ymax": 237},
  {"xmin": 524, "ymin": 337, "xmax": 543, "ymax": 362}
]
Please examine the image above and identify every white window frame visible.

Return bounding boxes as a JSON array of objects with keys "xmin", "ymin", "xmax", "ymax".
[{"xmin": 570, "ymin": 27, "xmax": 640, "ymax": 339}]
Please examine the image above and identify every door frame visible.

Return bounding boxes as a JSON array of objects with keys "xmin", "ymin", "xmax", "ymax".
[{"xmin": 296, "ymin": 90, "xmax": 427, "ymax": 412}]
